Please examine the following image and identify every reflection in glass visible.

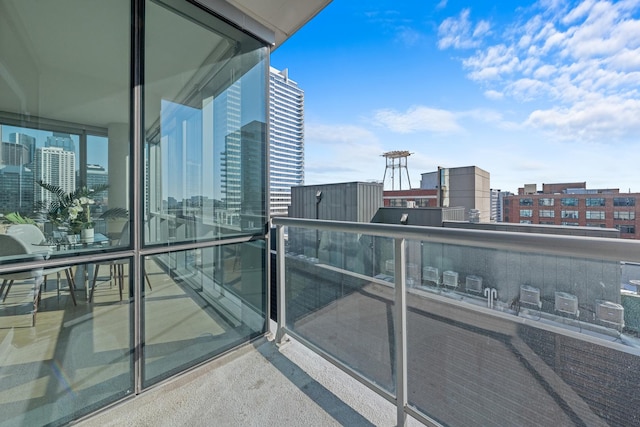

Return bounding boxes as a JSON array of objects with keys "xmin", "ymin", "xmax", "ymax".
[
  {"xmin": 0, "ymin": 261, "xmax": 133, "ymax": 425},
  {"xmin": 144, "ymin": 0, "xmax": 268, "ymax": 246},
  {"xmin": 143, "ymin": 241, "xmax": 266, "ymax": 386}
]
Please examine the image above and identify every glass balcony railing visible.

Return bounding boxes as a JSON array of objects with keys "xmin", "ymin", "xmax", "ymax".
[{"xmin": 272, "ymin": 217, "xmax": 640, "ymax": 427}]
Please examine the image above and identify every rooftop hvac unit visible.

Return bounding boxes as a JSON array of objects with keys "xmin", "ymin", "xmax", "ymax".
[
  {"xmin": 385, "ymin": 260, "xmax": 394, "ymax": 274},
  {"xmin": 465, "ymin": 275, "xmax": 483, "ymax": 293},
  {"xmin": 555, "ymin": 292, "xmax": 579, "ymax": 316},
  {"xmin": 423, "ymin": 266, "xmax": 439, "ymax": 284},
  {"xmin": 595, "ymin": 300, "xmax": 624, "ymax": 328},
  {"xmin": 520, "ymin": 285, "xmax": 541, "ymax": 308},
  {"xmin": 443, "ymin": 270, "xmax": 459, "ymax": 288}
]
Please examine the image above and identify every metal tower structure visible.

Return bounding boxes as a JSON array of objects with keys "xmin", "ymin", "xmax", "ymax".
[{"xmin": 382, "ymin": 150, "xmax": 412, "ymax": 190}]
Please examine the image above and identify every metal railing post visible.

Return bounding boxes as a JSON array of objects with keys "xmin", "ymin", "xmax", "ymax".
[
  {"xmin": 275, "ymin": 224, "xmax": 287, "ymax": 344},
  {"xmin": 394, "ymin": 238, "xmax": 408, "ymax": 427}
]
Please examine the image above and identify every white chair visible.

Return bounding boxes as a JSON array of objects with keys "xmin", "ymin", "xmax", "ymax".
[
  {"xmin": 0, "ymin": 234, "xmax": 76, "ymax": 326},
  {"xmin": 6, "ymin": 224, "xmax": 78, "ymax": 301}
]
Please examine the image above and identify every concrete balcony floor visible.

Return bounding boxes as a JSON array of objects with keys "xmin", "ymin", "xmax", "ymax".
[{"xmin": 77, "ymin": 333, "xmax": 422, "ymax": 427}]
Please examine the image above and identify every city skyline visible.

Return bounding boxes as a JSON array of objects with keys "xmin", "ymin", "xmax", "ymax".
[{"xmin": 271, "ymin": 0, "xmax": 640, "ymax": 194}]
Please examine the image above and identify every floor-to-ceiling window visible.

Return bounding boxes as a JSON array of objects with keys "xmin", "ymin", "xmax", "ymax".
[
  {"xmin": 141, "ymin": 0, "xmax": 268, "ymax": 387},
  {"xmin": 0, "ymin": 1, "xmax": 133, "ymax": 425},
  {"xmin": 0, "ymin": 0, "xmax": 269, "ymax": 424}
]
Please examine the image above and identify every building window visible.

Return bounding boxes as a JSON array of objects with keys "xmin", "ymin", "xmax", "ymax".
[
  {"xmin": 520, "ymin": 209, "xmax": 533, "ymax": 217},
  {"xmin": 538, "ymin": 198, "xmax": 554, "ymax": 206},
  {"xmin": 520, "ymin": 220, "xmax": 532, "ymax": 224},
  {"xmin": 561, "ymin": 198, "xmax": 579, "ymax": 206},
  {"xmin": 586, "ymin": 223, "xmax": 607, "ymax": 228},
  {"xmin": 614, "ymin": 197, "xmax": 636, "ymax": 206},
  {"xmin": 561, "ymin": 210, "xmax": 579, "ymax": 219},
  {"xmin": 586, "ymin": 197, "xmax": 605, "ymax": 207},
  {"xmin": 562, "ymin": 222, "xmax": 579, "ymax": 226},
  {"xmin": 614, "ymin": 211, "xmax": 636, "ymax": 220},
  {"xmin": 519, "ymin": 198, "xmax": 533, "ymax": 206},
  {"xmin": 539, "ymin": 210, "xmax": 555, "ymax": 218},
  {"xmin": 539, "ymin": 221, "xmax": 555, "ymax": 225},
  {"xmin": 586, "ymin": 211, "xmax": 605, "ymax": 220}
]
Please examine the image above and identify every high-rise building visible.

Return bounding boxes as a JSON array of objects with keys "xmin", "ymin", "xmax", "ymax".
[
  {"xmin": 269, "ymin": 67, "xmax": 304, "ymax": 217},
  {"xmin": 46, "ymin": 132, "xmax": 76, "ymax": 152},
  {"xmin": 219, "ymin": 82, "xmax": 242, "ymax": 224},
  {"xmin": 0, "ymin": 164, "xmax": 34, "ymax": 213},
  {"xmin": 8, "ymin": 132, "xmax": 36, "ymax": 164},
  {"xmin": 34, "ymin": 146, "xmax": 76, "ymax": 207}
]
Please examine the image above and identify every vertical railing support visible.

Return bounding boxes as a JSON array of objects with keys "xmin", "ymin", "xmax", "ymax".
[
  {"xmin": 275, "ymin": 224, "xmax": 287, "ymax": 344},
  {"xmin": 394, "ymin": 238, "xmax": 408, "ymax": 427}
]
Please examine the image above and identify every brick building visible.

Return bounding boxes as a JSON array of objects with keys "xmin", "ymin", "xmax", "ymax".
[{"xmin": 503, "ymin": 182, "xmax": 639, "ymax": 239}]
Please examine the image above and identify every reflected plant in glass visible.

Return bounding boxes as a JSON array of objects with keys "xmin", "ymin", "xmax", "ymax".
[{"xmin": 37, "ymin": 181, "xmax": 105, "ymax": 234}]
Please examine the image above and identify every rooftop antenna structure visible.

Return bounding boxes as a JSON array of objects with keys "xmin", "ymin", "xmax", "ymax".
[{"xmin": 382, "ymin": 150, "xmax": 413, "ymax": 190}]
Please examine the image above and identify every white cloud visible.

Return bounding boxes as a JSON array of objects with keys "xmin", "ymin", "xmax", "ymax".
[
  {"xmin": 395, "ymin": 27, "xmax": 422, "ymax": 46},
  {"xmin": 525, "ymin": 96, "xmax": 640, "ymax": 140},
  {"xmin": 373, "ymin": 106, "xmax": 462, "ymax": 133},
  {"xmin": 436, "ymin": 0, "xmax": 448, "ymax": 10},
  {"xmin": 438, "ymin": 9, "xmax": 491, "ymax": 49},
  {"xmin": 439, "ymin": 0, "xmax": 640, "ymax": 142},
  {"xmin": 484, "ymin": 89, "xmax": 504, "ymax": 100}
]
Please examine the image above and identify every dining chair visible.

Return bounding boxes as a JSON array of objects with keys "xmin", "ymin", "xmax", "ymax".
[
  {"xmin": 0, "ymin": 234, "xmax": 76, "ymax": 326},
  {"xmin": 89, "ymin": 222, "xmax": 152, "ymax": 302},
  {"xmin": 6, "ymin": 224, "xmax": 78, "ymax": 301}
]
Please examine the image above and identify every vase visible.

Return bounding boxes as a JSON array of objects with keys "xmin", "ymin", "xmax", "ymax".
[{"xmin": 81, "ymin": 228, "xmax": 95, "ymax": 243}]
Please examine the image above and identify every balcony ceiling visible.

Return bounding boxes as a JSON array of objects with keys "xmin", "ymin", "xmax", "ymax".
[
  {"xmin": 0, "ymin": 0, "xmax": 331, "ymax": 132},
  {"xmin": 225, "ymin": 0, "xmax": 332, "ymax": 49}
]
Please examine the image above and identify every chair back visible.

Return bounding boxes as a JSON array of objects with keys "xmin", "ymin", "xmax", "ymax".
[
  {"xmin": 0, "ymin": 234, "xmax": 32, "ymax": 257},
  {"xmin": 7, "ymin": 224, "xmax": 47, "ymax": 246}
]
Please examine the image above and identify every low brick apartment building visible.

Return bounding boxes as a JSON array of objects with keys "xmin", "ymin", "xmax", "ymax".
[{"xmin": 503, "ymin": 182, "xmax": 639, "ymax": 239}]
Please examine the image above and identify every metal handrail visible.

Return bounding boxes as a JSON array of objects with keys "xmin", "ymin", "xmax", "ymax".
[{"xmin": 272, "ymin": 217, "xmax": 640, "ymax": 263}]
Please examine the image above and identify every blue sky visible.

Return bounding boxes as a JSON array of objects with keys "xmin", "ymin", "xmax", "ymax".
[{"xmin": 271, "ymin": 0, "xmax": 640, "ymax": 193}]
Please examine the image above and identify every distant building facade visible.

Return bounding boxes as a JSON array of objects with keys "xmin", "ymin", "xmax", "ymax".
[
  {"xmin": 383, "ymin": 166, "xmax": 491, "ymax": 222},
  {"xmin": 34, "ymin": 146, "xmax": 76, "ymax": 207},
  {"xmin": 269, "ymin": 67, "xmax": 304, "ymax": 217},
  {"xmin": 503, "ymin": 182, "xmax": 639, "ymax": 239}
]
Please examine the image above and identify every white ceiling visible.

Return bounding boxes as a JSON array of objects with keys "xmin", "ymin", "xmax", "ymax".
[
  {"xmin": 225, "ymin": 0, "xmax": 332, "ymax": 49},
  {"xmin": 0, "ymin": 0, "xmax": 331, "ymax": 133}
]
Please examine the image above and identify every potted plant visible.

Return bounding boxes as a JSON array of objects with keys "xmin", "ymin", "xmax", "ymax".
[{"xmin": 36, "ymin": 181, "xmax": 127, "ymax": 242}]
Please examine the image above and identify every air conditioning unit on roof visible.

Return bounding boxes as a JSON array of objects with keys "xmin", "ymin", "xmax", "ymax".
[
  {"xmin": 465, "ymin": 275, "xmax": 483, "ymax": 293},
  {"xmin": 520, "ymin": 285, "xmax": 541, "ymax": 308},
  {"xmin": 555, "ymin": 292, "xmax": 579, "ymax": 316},
  {"xmin": 442, "ymin": 270, "xmax": 458, "ymax": 288},
  {"xmin": 423, "ymin": 266, "xmax": 439, "ymax": 283},
  {"xmin": 595, "ymin": 300, "xmax": 624, "ymax": 328}
]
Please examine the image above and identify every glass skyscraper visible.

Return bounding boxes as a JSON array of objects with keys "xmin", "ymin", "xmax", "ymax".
[{"xmin": 269, "ymin": 67, "xmax": 305, "ymax": 217}]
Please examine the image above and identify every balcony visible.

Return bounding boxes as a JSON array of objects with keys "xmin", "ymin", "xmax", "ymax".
[
  {"xmin": 79, "ymin": 218, "xmax": 640, "ymax": 426},
  {"xmin": 272, "ymin": 217, "xmax": 640, "ymax": 426}
]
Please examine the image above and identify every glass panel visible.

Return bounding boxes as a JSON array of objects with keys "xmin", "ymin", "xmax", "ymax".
[
  {"xmin": 284, "ymin": 226, "xmax": 396, "ymax": 393},
  {"xmin": 0, "ymin": 260, "xmax": 133, "ymax": 425},
  {"xmin": 0, "ymin": 0, "xmax": 131, "ymax": 262},
  {"xmin": 0, "ymin": 1, "xmax": 133, "ymax": 424},
  {"xmin": 408, "ymin": 237, "xmax": 638, "ymax": 426},
  {"xmin": 143, "ymin": 241, "xmax": 266, "ymax": 386},
  {"xmin": 143, "ymin": 0, "xmax": 268, "ymax": 246}
]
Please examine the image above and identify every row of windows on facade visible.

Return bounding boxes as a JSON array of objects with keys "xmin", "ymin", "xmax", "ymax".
[
  {"xmin": 518, "ymin": 210, "xmax": 636, "ymax": 220},
  {"xmin": 517, "ymin": 220, "xmax": 636, "ymax": 232},
  {"xmin": 513, "ymin": 197, "xmax": 636, "ymax": 207}
]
